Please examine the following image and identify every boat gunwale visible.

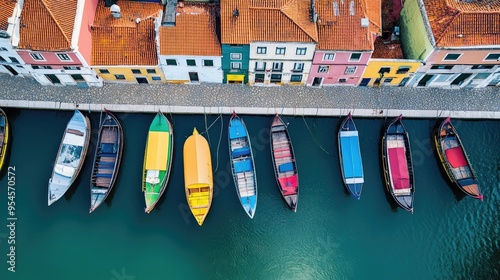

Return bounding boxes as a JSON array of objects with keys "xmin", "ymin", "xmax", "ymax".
[
  {"xmin": 338, "ymin": 113, "xmax": 363, "ymax": 199},
  {"xmin": 0, "ymin": 108, "xmax": 9, "ymax": 173}
]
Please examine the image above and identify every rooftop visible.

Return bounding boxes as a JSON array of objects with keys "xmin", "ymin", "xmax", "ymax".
[
  {"xmin": 424, "ymin": 0, "xmax": 500, "ymax": 47},
  {"xmin": 92, "ymin": 0, "xmax": 163, "ymax": 66},
  {"xmin": 372, "ymin": 0, "xmax": 402, "ymax": 59},
  {"xmin": 0, "ymin": 0, "xmax": 16, "ymax": 31},
  {"xmin": 18, "ymin": 0, "xmax": 77, "ymax": 51},
  {"xmin": 159, "ymin": 4, "xmax": 221, "ymax": 56}
]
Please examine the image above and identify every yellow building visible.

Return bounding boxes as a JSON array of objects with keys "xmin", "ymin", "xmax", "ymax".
[{"xmin": 93, "ymin": 67, "xmax": 165, "ymax": 84}]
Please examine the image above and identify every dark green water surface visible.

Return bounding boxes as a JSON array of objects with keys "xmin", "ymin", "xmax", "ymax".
[{"xmin": 0, "ymin": 109, "xmax": 498, "ymax": 279}]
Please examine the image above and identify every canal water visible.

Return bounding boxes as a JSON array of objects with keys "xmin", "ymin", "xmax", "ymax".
[{"xmin": 0, "ymin": 109, "xmax": 498, "ymax": 279}]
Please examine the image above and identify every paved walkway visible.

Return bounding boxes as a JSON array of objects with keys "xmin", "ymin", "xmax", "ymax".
[{"xmin": 0, "ymin": 74, "xmax": 499, "ymax": 119}]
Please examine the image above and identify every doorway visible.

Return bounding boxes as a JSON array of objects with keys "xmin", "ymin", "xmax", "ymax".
[
  {"xmin": 189, "ymin": 72, "xmax": 199, "ymax": 82},
  {"xmin": 359, "ymin": 78, "xmax": 370, "ymax": 86},
  {"xmin": 417, "ymin": 74, "xmax": 434, "ymax": 86},
  {"xmin": 45, "ymin": 74, "xmax": 61, "ymax": 84},
  {"xmin": 450, "ymin": 73, "xmax": 472, "ymax": 86},
  {"xmin": 3, "ymin": 65, "xmax": 18, "ymax": 76},
  {"xmin": 312, "ymin": 77, "xmax": 322, "ymax": 87},
  {"xmin": 136, "ymin": 77, "xmax": 148, "ymax": 84}
]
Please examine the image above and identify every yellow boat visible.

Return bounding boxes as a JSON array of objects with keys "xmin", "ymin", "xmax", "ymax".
[
  {"xmin": 0, "ymin": 108, "xmax": 9, "ymax": 173},
  {"xmin": 183, "ymin": 128, "xmax": 213, "ymax": 226}
]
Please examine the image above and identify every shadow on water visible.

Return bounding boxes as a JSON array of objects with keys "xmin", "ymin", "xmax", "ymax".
[
  {"xmin": 379, "ymin": 117, "xmax": 399, "ymax": 213},
  {"xmin": 430, "ymin": 118, "xmax": 467, "ymax": 202}
]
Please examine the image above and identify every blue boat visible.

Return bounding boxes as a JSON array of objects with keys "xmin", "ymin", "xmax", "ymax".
[
  {"xmin": 228, "ymin": 112, "xmax": 257, "ymax": 218},
  {"xmin": 338, "ymin": 113, "xmax": 364, "ymax": 199}
]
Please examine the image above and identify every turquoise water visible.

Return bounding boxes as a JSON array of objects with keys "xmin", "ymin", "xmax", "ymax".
[{"xmin": 0, "ymin": 109, "xmax": 498, "ymax": 279}]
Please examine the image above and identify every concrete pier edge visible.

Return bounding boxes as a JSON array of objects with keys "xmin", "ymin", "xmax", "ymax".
[{"xmin": 1, "ymin": 99, "xmax": 499, "ymax": 119}]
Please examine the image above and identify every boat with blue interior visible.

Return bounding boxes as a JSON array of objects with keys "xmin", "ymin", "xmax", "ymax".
[{"xmin": 338, "ymin": 113, "xmax": 364, "ymax": 199}]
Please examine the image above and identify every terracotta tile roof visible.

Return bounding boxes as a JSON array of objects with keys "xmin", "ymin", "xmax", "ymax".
[
  {"xmin": 0, "ymin": 0, "xmax": 16, "ymax": 31},
  {"xmin": 424, "ymin": 0, "xmax": 500, "ymax": 47},
  {"xmin": 366, "ymin": 0, "xmax": 382, "ymax": 34},
  {"xmin": 372, "ymin": 37, "xmax": 403, "ymax": 58},
  {"xmin": 18, "ymin": 0, "xmax": 77, "ymax": 51},
  {"xmin": 221, "ymin": 0, "xmax": 318, "ymax": 44},
  {"xmin": 221, "ymin": 0, "xmax": 251, "ymax": 44},
  {"xmin": 316, "ymin": 0, "xmax": 374, "ymax": 51},
  {"xmin": 92, "ymin": 0, "xmax": 162, "ymax": 66},
  {"xmin": 159, "ymin": 4, "xmax": 220, "ymax": 56}
]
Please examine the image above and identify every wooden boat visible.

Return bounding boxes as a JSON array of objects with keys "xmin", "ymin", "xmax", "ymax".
[
  {"xmin": 0, "ymin": 108, "xmax": 9, "ymax": 173},
  {"xmin": 184, "ymin": 128, "xmax": 213, "ymax": 226},
  {"xmin": 270, "ymin": 114, "xmax": 299, "ymax": 211},
  {"xmin": 48, "ymin": 110, "xmax": 91, "ymax": 206},
  {"xmin": 434, "ymin": 117, "xmax": 482, "ymax": 200},
  {"xmin": 228, "ymin": 112, "xmax": 257, "ymax": 218},
  {"xmin": 381, "ymin": 115, "xmax": 414, "ymax": 212},
  {"xmin": 89, "ymin": 110, "xmax": 124, "ymax": 213},
  {"xmin": 142, "ymin": 111, "xmax": 174, "ymax": 213},
  {"xmin": 338, "ymin": 113, "xmax": 364, "ymax": 199}
]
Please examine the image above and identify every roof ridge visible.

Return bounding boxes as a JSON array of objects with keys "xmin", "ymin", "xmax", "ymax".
[
  {"xmin": 434, "ymin": 6, "xmax": 461, "ymax": 45},
  {"xmin": 40, "ymin": 0, "xmax": 71, "ymax": 45},
  {"xmin": 280, "ymin": 0, "xmax": 318, "ymax": 42}
]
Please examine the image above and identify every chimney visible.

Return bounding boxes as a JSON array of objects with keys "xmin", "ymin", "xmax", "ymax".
[
  {"xmin": 161, "ymin": 0, "xmax": 178, "ymax": 26},
  {"xmin": 310, "ymin": 0, "xmax": 317, "ymax": 23},
  {"xmin": 361, "ymin": 18, "xmax": 369, "ymax": 28},
  {"xmin": 110, "ymin": 4, "xmax": 121, "ymax": 19}
]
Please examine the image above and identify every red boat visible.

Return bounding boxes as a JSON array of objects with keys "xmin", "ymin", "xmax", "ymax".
[
  {"xmin": 270, "ymin": 114, "xmax": 299, "ymax": 212},
  {"xmin": 434, "ymin": 117, "xmax": 482, "ymax": 200}
]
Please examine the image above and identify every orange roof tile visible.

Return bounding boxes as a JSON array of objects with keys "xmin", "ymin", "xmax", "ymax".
[
  {"xmin": 372, "ymin": 37, "xmax": 403, "ymax": 59},
  {"xmin": 0, "ymin": 0, "xmax": 16, "ymax": 31},
  {"xmin": 316, "ymin": 0, "xmax": 373, "ymax": 51},
  {"xmin": 159, "ymin": 4, "xmax": 220, "ymax": 56},
  {"xmin": 92, "ymin": 0, "xmax": 162, "ymax": 66},
  {"xmin": 18, "ymin": 0, "xmax": 77, "ymax": 51},
  {"xmin": 221, "ymin": 0, "xmax": 318, "ymax": 44},
  {"xmin": 365, "ymin": 0, "xmax": 382, "ymax": 34},
  {"xmin": 424, "ymin": 0, "xmax": 500, "ymax": 47}
]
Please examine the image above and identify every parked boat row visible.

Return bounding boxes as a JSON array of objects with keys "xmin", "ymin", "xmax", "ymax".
[{"xmin": 0, "ymin": 108, "xmax": 483, "ymax": 220}]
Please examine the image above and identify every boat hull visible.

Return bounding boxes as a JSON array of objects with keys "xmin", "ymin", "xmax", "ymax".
[
  {"xmin": 0, "ymin": 108, "xmax": 9, "ymax": 173},
  {"xmin": 184, "ymin": 128, "xmax": 213, "ymax": 226},
  {"xmin": 89, "ymin": 111, "xmax": 124, "ymax": 213},
  {"xmin": 270, "ymin": 114, "xmax": 299, "ymax": 211},
  {"xmin": 381, "ymin": 115, "xmax": 414, "ymax": 212},
  {"xmin": 338, "ymin": 113, "xmax": 364, "ymax": 199},
  {"xmin": 48, "ymin": 110, "xmax": 91, "ymax": 206},
  {"xmin": 229, "ymin": 113, "xmax": 258, "ymax": 218},
  {"xmin": 434, "ymin": 118, "xmax": 482, "ymax": 200},
  {"xmin": 142, "ymin": 112, "xmax": 174, "ymax": 213}
]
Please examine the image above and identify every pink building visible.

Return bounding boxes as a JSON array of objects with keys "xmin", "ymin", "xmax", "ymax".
[
  {"xmin": 308, "ymin": 0, "xmax": 381, "ymax": 87},
  {"xmin": 14, "ymin": 0, "xmax": 102, "ymax": 87}
]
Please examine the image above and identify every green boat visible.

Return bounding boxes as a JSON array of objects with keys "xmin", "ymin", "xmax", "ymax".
[{"xmin": 142, "ymin": 111, "xmax": 174, "ymax": 213}]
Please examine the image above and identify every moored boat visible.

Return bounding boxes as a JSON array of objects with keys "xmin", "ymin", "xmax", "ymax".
[
  {"xmin": 270, "ymin": 114, "xmax": 299, "ymax": 211},
  {"xmin": 338, "ymin": 113, "xmax": 364, "ymax": 199},
  {"xmin": 434, "ymin": 117, "xmax": 482, "ymax": 200},
  {"xmin": 381, "ymin": 115, "xmax": 414, "ymax": 212},
  {"xmin": 48, "ymin": 110, "xmax": 91, "ymax": 206},
  {"xmin": 184, "ymin": 128, "xmax": 213, "ymax": 226},
  {"xmin": 142, "ymin": 111, "xmax": 174, "ymax": 213},
  {"xmin": 0, "ymin": 108, "xmax": 9, "ymax": 174},
  {"xmin": 89, "ymin": 110, "xmax": 124, "ymax": 213},
  {"xmin": 228, "ymin": 112, "xmax": 257, "ymax": 218}
]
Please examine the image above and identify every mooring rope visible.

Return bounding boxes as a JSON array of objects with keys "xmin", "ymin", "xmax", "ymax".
[{"xmin": 302, "ymin": 115, "xmax": 329, "ymax": 155}]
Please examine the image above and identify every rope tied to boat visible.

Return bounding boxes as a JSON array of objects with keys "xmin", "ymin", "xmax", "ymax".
[
  {"xmin": 302, "ymin": 115, "xmax": 329, "ymax": 155},
  {"xmin": 202, "ymin": 112, "xmax": 223, "ymax": 173}
]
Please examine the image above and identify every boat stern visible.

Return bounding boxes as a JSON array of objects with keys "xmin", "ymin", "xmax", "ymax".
[{"xmin": 284, "ymin": 195, "xmax": 298, "ymax": 212}]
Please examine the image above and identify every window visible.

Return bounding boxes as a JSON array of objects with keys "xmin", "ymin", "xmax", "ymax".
[
  {"xmin": 323, "ymin": 53, "xmax": 334, "ymax": 60},
  {"xmin": 100, "ymin": 69, "xmax": 110, "ymax": 74},
  {"xmin": 114, "ymin": 74, "xmax": 125, "ymax": 80},
  {"xmin": 255, "ymin": 61, "xmax": 266, "ymax": 71},
  {"xmin": 255, "ymin": 74, "xmax": 265, "ymax": 83},
  {"xmin": 471, "ymin": 65, "xmax": 494, "ymax": 70},
  {"xmin": 32, "ymin": 65, "xmax": 52, "ymax": 69},
  {"xmin": 56, "ymin": 53, "xmax": 71, "ymax": 61},
  {"xmin": 290, "ymin": 75, "xmax": 303, "ymax": 82},
  {"xmin": 345, "ymin": 66, "xmax": 357, "ymax": 74},
  {"xmin": 383, "ymin": 78, "xmax": 393, "ymax": 84},
  {"xmin": 443, "ymin": 53, "xmax": 461, "ymax": 61},
  {"xmin": 293, "ymin": 63, "xmax": 304, "ymax": 72},
  {"xmin": 272, "ymin": 62, "xmax": 283, "ymax": 72},
  {"xmin": 166, "ymin": 59, "xmax": 177, "ymax": 66},
  {"xmin": 318, "ymin": 65, "xmax": 329, "ymax": 73},
  {"xmin": 152, "ymin": 76, "xmax": 161, "ymax": 81},
  {"xmin": 9, "ymin": 57, "xmax": 19, "ymax": 63},
  {"xmin": 203, "ymin": 60, "xmax": 214, "ymax": 66},
  {"xmin": 349, "ymin": 53, "xmax": 361, "ymax": 61},
  {"xmin": 230, "ymin": 44, "xmax": 242, "ymax": 47},
  {"xmin": 231, "ymin": 62, "xmax": 241, "ymax": 70},
  {"xmin": 257, "ymin": 47, "xmax": 267, "ymax": 54},
  {"xmin": 270, "ymin": 74, "xmax": 282, "ymax": 83},
  {"xmin": 30, "ymin": 53, "xmax": 45, "ymax": 61},
  {"xmin": 434, "ymin": 74, "xmax": 454, "ymax": 83},
  {"xmin": 430, "ymin": 65, "xmax": 453, "ymax": 70},
  {"xmin": 186, "ymin": 59, "xmax": 196, "ymax": 66},
  {"xmin": 378, "ymin": 67, "xmax": 391, "ymax": 75},
  {"xmin": 474, "ymin": 73, "xmax": 491, "ymax": 79},
  {"xmin": 230, "ymin": 53, "xmax": 242, "ymax": 60},
  {"xmin": 276, "ymin": 47, "xmax": 286, "ymax": 55},
  {"xmin": 147, "ymin": 69, "xmax": 156, "ymax": 74},
  {"xmin": 0, "ymin": 47, "xmax": 7, "ymax": 51},
  {"xmin": 396, "ymin": 67, "xmax": 410, "ymax": 74},
  {"xmin": 0, "ymin": 56, "xmax": 7, "ymax": 62},
  {"xmin": 339, "ymin": 78, "xmax": 347, "ymax": 83},
  {"xmin": 63, "ymin": 66, "xmax": 81, "ymax": 70},
  {"xmin": 131, "ymin": 69, "xmax": 141, "ymax": 74},
  {"xmin": 296, "ymin": 48, "xmax": 306, "ymax": 55},
  {"xmin": 71, "ymin": 74, "xmax": 84, "ymax": 81},
  {"xmin": 485, "ymin": 53, "xmax": 500, "ymax": 60}
]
